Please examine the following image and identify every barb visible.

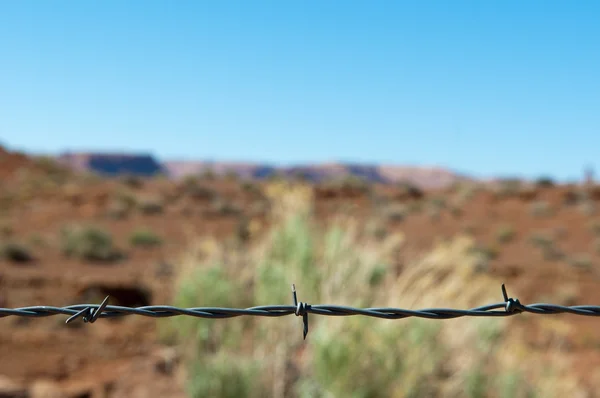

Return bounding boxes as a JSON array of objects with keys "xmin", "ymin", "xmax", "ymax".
[
  {"xmin": 292, "ymin": 284, "xmax": 310, "ymax": 340},
  {"xmin": 3, "ymin": 284, "xmax": 600, "ymax": 339}
]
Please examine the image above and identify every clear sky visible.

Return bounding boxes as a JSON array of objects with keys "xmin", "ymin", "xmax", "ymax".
[{"xmin": 1, "ymin": 1, "xmax": 599, "ymax": 181}]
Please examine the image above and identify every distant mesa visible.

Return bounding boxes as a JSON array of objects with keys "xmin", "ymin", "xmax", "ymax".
[
  {"xmin": 41, "ymin": 150, "xmax": 470, "ymax": 189},
  {"xmin": 58, "ymin": 152, "xmax": 166, "ymax": 177}
]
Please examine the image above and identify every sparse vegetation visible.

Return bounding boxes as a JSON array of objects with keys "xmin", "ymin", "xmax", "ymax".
[
  {"xmin": 2, "ymin": 144, "xmax": 597, "ymax": 395},
  {"xmin": 130, "ymin": 229, "xmax": 163, "ymax": 247},
  {"xmin": 61, "ymin": 224, "xmax": 123, "ymax": 262}
]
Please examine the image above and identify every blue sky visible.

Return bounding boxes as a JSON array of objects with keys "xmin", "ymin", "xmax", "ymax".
[{"xmin": 1, "ymin": 1, "xmax": 599, "ymax": 181}]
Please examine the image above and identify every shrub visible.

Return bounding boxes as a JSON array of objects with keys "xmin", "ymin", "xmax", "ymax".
[
  {"xmin": 567, "ymin": 254, "xmax": 593, "ymax": 270},
  {"xmin": 1, "ymin": 242, "xmax": 34, "ymax": 263},
  {"xmin": 594, "ymin": 238, "xmax": 600, "ymax": 254},
  {"xmin": 492, "ymin": 178, "xmax": 522, "ymax": 198},
  {"xmin": 224, "ymin": 170, "xmax": 239, "ymax": 181},
  {"xmin": 529, "ymin": 201, "xmax": 552, "ymax": 217},
  {"xmin": 529, "ymin": 232, "xmax": 554, "ymax": 248},
  {"xmin": 210, "ymin": 198, "xmax": 241, "ymax": 216},
  {"xmin": 542, "ymin": 246, "xmax": 565, "ymax": 261},
  {"xmin": 61, "ymin": 225, "xmax": 123, "ymax": 262},
  {"xmin": 120, "ymin": 174, "xmax": 144, "ymax": 189},
  {"xmin": 199, "ymin": 168, "xmax": 216, "ymax": 180},
  {"xmin": 529, "ymin": 231, "xmax": 563, "ymax": 260},
  {"xmin": 184, "ymin": 180, "xmax": 216, "ymax": 200},
  {"xmin": 496, "ymin": 225, "xmax": 515, "ymax": 244},
  {"xmin": 430, "ymin": 197, "xmax": 447, "ymax": 209},
  {"xmin": 164, "ymin": 185, "xmax": 409, "ymax": 397},
  {"xmin": 137, "ymin": 196, "xmax": 164, "ymax": 214},
  {"xmin": 164, "ymin": 183, "xmax": 574, "ymax": 397},
  {"xmin": 29, "ymin": 234, "xmax": 46, "ymax": 248},
  {"xmin": 588, "ymin": 221, "xmax": 600, "ymax": 236},
  {"xmin": 395, "ymin": 181, "xmax": 423, "ymax": 199},
  {"xmin": 105, "ymin": 200, "xmax": 130, "ymax": 220},
  {"xmin": 130, "ymin": 229, "xmax": 162, "ymax": 247},
  {"xmin": 579, "ymin": 201, "xmax": 596, "ymax": 216},
  {"xmin": 0, "ymin": 222, "xmax": 13, "ymax": 238},
  {"xmin": 328, "ymin": 175, "xmax": 371, "ymax": 194},
  {"xmin": 241, "ymin": 181, "xmax": 259, "ymax": 193},
  {"xmin": 383, "ymin": 204, "xmax": 408, "ymax": 222},
  {"xmin": 535, "ymin": 176, "xmax": 555, "ymax": 188}
]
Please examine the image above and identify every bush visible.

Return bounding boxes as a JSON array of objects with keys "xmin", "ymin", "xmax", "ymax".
[
  {"xmin": 137, "ymin": 196, "xmax": 164, "ymax": 214},
  {"xmin": 579, "ymin": 201, "xmax": 596, "ymax": 216},
  {"xmin": 589, "ymin": 221, "xmax": 600, "ymax": 236},
  {"xmin": 496, "ymin": 225, "xmax": 515, "ymax": 244},
  {"xmin": 529, "ymin": 232, "xmax": 554, "ymax": 248},
  {"xmin": 492, "ymin": 178, "xmax": 522, "ymax": 198},
  {"xmin": 61, "ymin": 225, "xmax": 123, "ymax": 262},
  {"xmin": 383, "ymin": 204, "xmax": 408, "ymax": 222},
  {"xmin": 529, "ymin": 201, "xmax": 552, "ymax": 217},
  {"xmin": 0, "ymin": 222, "xmax": 13, "ymax": 237},
  {"xmin": 105, "ymin": 200, "xmax": 131, "ymax": 219},
  {"xmin": 535, "ymin": 176, "xmax": 555, "ymax": 188},
  {"xmin": 210, "ymin": 198, "xmax": 241, "ymax": 216},
  {"xmin": 120, "ymin": 174, "xmax": 144, "ymax": 188},
  {"xmin": 395, "ymin": 181, "xmax": 423, "ymax": 199},
  {"xmin": 130, "ymin": 229, "xmax": 162, "ymax": 247},
  {"xmin": 567, "ymin": 254, "xmax": 593, "ymax": 270},
  {"xmin": 164, "ymin": 185, "xmax": 409, "ymax": 397},
  {"xmin": 1, "ymin": 242, "xmax": 34, "ymax": 263},
  {"xmin": 164, "ymin": 183, "xmax": 575, "ymax": 397}
]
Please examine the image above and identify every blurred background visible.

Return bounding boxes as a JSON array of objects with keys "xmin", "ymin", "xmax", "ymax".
[{"xmin": 1, "ymin": 1, "xmax": 600, "ymax": 397}]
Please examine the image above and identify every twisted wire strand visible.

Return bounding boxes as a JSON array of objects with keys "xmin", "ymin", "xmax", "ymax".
[
  {"xmin": 2, "ymin": 284, "xmax": 600, "ymax": 339},
  {"xmin": 3, "ymin": 302, "xmax": 600, "ymax": 320}
]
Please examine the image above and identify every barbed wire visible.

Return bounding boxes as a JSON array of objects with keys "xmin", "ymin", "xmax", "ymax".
[{"xmin": 1, "ymin": 284, "xmax": 600, "ymax": 340}]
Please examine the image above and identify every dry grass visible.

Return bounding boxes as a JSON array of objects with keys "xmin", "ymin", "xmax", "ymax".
[{"xmin": 161, "ymin": 181, "xmax": 585, "ymax": 398}]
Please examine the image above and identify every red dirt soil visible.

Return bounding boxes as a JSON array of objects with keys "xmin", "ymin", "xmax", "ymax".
[{"xmin": 2, "ymin": 147, "xmax": 600, "ymax": 396}]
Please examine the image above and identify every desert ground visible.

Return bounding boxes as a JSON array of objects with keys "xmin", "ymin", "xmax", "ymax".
[{"xmin": 2, "ymin": 146, "xmax": 600, "ymax": 397}]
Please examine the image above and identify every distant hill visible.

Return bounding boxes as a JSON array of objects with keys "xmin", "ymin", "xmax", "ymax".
[
  {"xmin": 57, "ymin": 152, "xmax": 166, "ymax": 177},
  {"xmin": 162, "ymin": 161, "xmax": 470, "ymax": 189},
  {"xmin": 54, "ymin": 151, "xmax": 472, "ymax": 189}
]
